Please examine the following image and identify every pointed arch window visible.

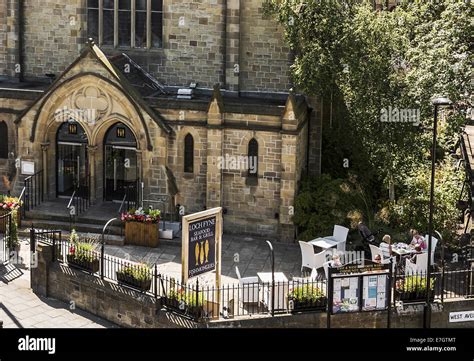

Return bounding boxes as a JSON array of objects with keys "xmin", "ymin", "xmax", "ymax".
[
  {"xmin": 0, "ymin": 121, "xmax": 8, "ymax": 159},
  {"xmin": 184, "ymin": 133, "xmax": 194, "ymax": 173},
  {"xmin": 248, "ymin": 138, "xmax": 258, "ymax": 178}
]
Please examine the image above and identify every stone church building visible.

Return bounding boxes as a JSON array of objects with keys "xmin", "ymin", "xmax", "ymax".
[{"xmin": 0, "ymin": 0, "xmax": 324, "ymax": 242}]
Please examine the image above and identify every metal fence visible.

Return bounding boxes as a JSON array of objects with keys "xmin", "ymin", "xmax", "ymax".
[
  {"xmin": 0, "ymin": 212, "xmax": 12, "ymax": 263},
  {"xmin": 31, "ymin": 229, "xmax": 474, "ymax": 322}
]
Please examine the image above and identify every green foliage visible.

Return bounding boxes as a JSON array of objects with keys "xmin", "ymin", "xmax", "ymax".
[
  {"xmin": 117, "ymin": 264, "xmax": 152, "ymax": 282},
  {"xmin": 382, "ymin": 160, "xmax": 463, "ymax": 243},
  {"xmin": 397, "ymin": 275, "xmax": 435, "ymax": 293},
  {"xmin": 168, "ymin": 289, "xmax": 206, "ymax": 307},
  {"xmin": 266, "ymin": 0, "xmax": 472, "ymax": 244},
  {"xmin": 294, "ymin": 174, "xmax": 372, "ymax": 240},
  {"xmin": 69, "ymin": 240, "xmax": 99, "ymax": 263},
  {"xmin": 289, "ymin": 284, "xmax": 326, "ymax": 303}
]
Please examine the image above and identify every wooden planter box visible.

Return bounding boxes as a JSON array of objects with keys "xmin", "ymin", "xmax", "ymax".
[
  {"xmin": 116, "ymin": 271, "xmax": 152, "ymax": 292},
  {"xmin": 124, "ymin": 222, "xmax": 159, "ymax": 248},
  {"xmin": 67, "ymin": 255, "xmax": 100, "ymax": 273}
]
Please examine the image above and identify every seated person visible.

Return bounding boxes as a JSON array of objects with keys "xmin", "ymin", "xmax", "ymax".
[
  {"xmin": 379, "ymin": 234, "xmax": 392, "ymax": 256},
  {"xmin": 328, "ymin": 254, "xmax": 342, "ymax": 268},
  {"xmin": 409, "ymin": 229, "xmax": 427, "ymax": 250},
  {"xmin": 409, "ymin": 245, "xmax": 423, "ymax": 263}
]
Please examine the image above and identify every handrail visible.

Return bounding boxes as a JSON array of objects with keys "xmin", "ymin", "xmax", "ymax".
[
  {"xmin": 67, "ymin": 190, "xmax": 76, "ymax": 210},
  {"xmin": 118, "ymin": 193, "xmax": 127, "ymax": 215}
]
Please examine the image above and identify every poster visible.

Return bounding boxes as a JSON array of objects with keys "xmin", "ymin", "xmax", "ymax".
[
  {"xmin": 362, "ymin": 274, "xmax": 388, "ymax": 311},
  {"xmin": 187, "ymin": 216, "xmax": 216, "ymax": 279},
  {"xmin": 332, "ymin": 276, "xmax": 359, "ymax": 314}
]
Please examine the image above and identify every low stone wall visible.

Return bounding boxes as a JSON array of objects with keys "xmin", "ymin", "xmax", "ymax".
[
  {"xmin": 207, "ymin": 299, "xmax": 474, "ymax": 329},
  {"xmin": 31, "ymin": 242, "xmax": 474, "ymax": 329}
]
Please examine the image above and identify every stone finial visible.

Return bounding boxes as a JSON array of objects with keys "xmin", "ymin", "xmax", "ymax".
[{"xmin": 207, "ymin": 84, "xmax": 224, "ymax": 119}]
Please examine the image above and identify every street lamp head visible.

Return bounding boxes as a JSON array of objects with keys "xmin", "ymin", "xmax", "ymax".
[{"xmin": 431, "ymin": 96, "xmax": 452, "ymax": 106}]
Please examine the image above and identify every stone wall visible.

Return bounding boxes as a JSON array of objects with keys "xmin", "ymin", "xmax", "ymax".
[
  {"xmin": 240, "ymin": 1, "xmax": 291, "ymax": 92},
  {"xmin": 23, "ymin": 0, "xmax": 85, "ymax": 79},
  {"xmin": 1, "ymin": 0, "xmax": 291, "ymax": 91}
]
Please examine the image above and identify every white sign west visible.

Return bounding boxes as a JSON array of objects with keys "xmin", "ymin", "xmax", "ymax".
[{"xmin": 449, "ymin": 311, "xmax": 474, "ymax": 323}]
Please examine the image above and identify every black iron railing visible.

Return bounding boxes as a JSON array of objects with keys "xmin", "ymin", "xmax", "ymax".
[
  {"xmin": 0, "ymin": 212, "xmax": 12, "ymax": 263},
  {"xmin": 19, "ymin": 170, "xmax": 44, "ymax": 219},
  {"xmin": 66, "ymin": 176, "xmax": 90, "ymax": 229},
  {"xmin": 31, "ymin": 227, "xmax": 474, "ymax": 322}
]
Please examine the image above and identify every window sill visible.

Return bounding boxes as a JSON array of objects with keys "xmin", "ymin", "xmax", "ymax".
[
  {"xmin": 183, "ymin": 172, "xmax": 194, "ymax": 179},
  {"xmin": 99, "ymin": 45, "xmax": 164, "ymax": 53}
]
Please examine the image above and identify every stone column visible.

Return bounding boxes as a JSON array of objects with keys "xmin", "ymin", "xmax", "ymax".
[
  {"xmin": 5, "ymin": 0, "xmax": 22, "ymax": 80},
  {"xmin": 40, "ymin": 142, "xmax": 49, "ymax": 198},
  {"xmin": 206, "ymin": 85, "xmax": 224, "ymax": 208},
  {"xmin": 279, "ymin": 94, "xmax": 299, "ymax": 242},
  {"xmin": 87, "ymin": 145, "xmax": 98, "ymax": 203},
  {"xmin": 225, "ymin": 0, "xmax": 240, "ymax": 91}
]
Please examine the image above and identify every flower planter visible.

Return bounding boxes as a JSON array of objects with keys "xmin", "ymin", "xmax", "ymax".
[
  {"xmin": 396, "ymin": 290, "xmax": 434, "ymax": 303},
  {"xmin": 124, "ymin": 221, "xmax": 159, "ymax": 248},
  {"xmin": 67, "ymin": 255, "xmax": 100, "ymax": 273},
  {"xmin": 290, "ymin": 298, "xmax": 327, "ymax": 312},
  {"xmin": 116, "ymin": 271, "xmax": 152, "ymax": 292}
]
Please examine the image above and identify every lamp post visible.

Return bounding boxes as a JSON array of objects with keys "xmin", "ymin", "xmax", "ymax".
[
  {"xmin": 425, "ymin": 96, "xmax": 452, "ymax": 328},
  {"xmin": 266, "ymin": 240, "xmax": 275, "ymax": 316}
]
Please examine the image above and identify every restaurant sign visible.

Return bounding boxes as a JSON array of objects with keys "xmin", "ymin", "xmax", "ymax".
[
  {"xmin": 187, "ymin": 217, "xmax": 216, "ymax": 279},
  {"xmin": 181, "ymin": 207, "xmax": 223, "ymax": 284}
]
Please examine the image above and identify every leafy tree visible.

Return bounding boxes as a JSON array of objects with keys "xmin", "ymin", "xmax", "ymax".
[{"xmin": 266, "ymin": 0, "xmax": 472, "ymax": 242}]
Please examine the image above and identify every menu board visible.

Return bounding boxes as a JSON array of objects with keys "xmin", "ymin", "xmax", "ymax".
[
  {"xmin": 362, "ymin": 274, "xmax": 388, "ymax": 311},
  {"xmin": 332, "ymin": 276, "xmax": 359, "ymax": 313}
]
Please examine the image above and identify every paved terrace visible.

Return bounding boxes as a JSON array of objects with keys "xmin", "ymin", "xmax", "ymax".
[{"xmin": 103, "ymin": 234, "xmax": 303, "ymax": 285}]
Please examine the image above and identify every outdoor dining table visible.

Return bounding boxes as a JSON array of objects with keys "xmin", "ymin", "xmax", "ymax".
[
  {"xmin": 257, "ymin": 272, "xmax": 289, "ymax": 311},
  {"xmin": 308, "ymin": 237, "xmax": 339, "ymax": 250}
]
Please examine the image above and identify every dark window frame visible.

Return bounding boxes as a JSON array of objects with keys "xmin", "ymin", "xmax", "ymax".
[
  {"xmin": 247, "ymin": 138, "xmax": 258, "ymax": 178},
  {"xmin": 184, "ymin": 133, "xmax": 194, "ymax": 174},
  {"xmin": 0, "ymin": 121, "xmax": 8, "ymax": 159}
]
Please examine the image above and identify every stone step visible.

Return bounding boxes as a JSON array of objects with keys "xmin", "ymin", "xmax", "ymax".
[
  {"xmin": 18, "ymin": 227, "xmax": 125, "ymax": 246},
  {"xmin": 21, "ymin": 219, "xmax": 124, "ymax": 237},
  {"xmin": 25, "ymin": 210, "xmax": 114, "ymax": 226}
]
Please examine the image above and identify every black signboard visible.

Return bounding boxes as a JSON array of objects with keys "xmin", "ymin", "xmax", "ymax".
[{"xmin": 187, "ymin": 216, "xmax": 217, "ymax": 279}]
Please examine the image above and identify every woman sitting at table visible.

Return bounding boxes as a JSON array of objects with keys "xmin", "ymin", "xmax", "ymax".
[
  {"xmin": 409, "ymin": 229, "xmax": 427, "ymax": 250},
  {"xmin": 409, "ymin": 245, "xmax": 423, "ymax": 263},
  {"xmin": 379, "ymin": 234, "xmax": 392, "ymax": 256}
]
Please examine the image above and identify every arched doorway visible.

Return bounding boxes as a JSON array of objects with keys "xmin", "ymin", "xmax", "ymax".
[
  {"xmin": 104, "ymin": 122, "xmax": 138, "ymax": 202},
  {"xmin": 56, "ymin": 121, "xmax": 89, "ymax": 197}
]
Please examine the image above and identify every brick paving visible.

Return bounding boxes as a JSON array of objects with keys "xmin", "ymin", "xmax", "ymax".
[{"xmin": 0, "ymin": 241, "xmax": 117, "ymax": 329}]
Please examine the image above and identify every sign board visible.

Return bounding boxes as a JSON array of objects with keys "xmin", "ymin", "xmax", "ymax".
[
  {"xmin": 329, "ymin": 262, "xmax": 390, "ymax": 315},
  {"xmin": 449, "ymin": 311, "xmax": 474, "ymax": 323},
  {"xmin": 187, "ymin": 216, "xmax": 217, "ymax": 279},
  {"xmin": 21, "ymin": 161, "xmax": 35, "ymax": 175},
  {"xmin": 362, "ymin": 274, "xmax": 388, "ymax": 311},
  {"xmin": 181, "ymin": 207, "xmax": 222, "ymax": 284}
]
